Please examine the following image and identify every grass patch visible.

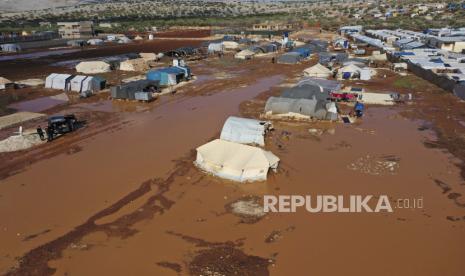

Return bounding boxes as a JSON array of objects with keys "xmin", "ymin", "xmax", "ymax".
[{"xmin": 393, "ymin": 76, "xmax": 423, "ymax": 90}]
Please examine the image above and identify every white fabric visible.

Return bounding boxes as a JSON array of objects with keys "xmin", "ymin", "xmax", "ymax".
[
  {"xmin": 76, "ymin": 61, "xmax": 111, "ymax": 74},
  {"xmin": 119, "ymin": 58, "xmax": 149, "ymax": 72},
  {"xmin": 195, "ymin": 139, "xmax": 279, "ymax": 182},
  {"xmin": 222, "ymin": 41, "xmax": 239, "ymax": 50},
  {"xmin": 45, "ymin": 73, "xmax": 71, "ymax": 90},
  {"xmin": 303, "ymin": 64, "xmax": 332, "ymax": 78},
  {"xmin": 220, "ymin": 116, "xmax": 270, "ymax": 146},
  {"xmin": 357, "ymin": 92, "xmax": 395, "ymax": 105},
  {"xmin": 235, "ymin": 49, "xmax": 255, "ymax": 59},
  {"xmin": 69, "ymin": 75, "xmax": 88, "ymax": 92}
]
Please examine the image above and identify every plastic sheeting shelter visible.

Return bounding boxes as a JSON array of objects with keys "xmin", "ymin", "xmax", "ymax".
[
  {"xmin": 146, "ymin": 66, "xmax": 189, "ymax": 86},
  {"xmin": 111, "ymin": 80, "xmax": 159, "ymax": 100},
  {"xmin": 194, "ymin": 139, "xmax": 280, "ymax": 182},
  {"xmin": 303, "ymin": 64, "xmax": 332, "ymax": 78},
  {"xmin": 291, "ymin": 47, "xmax": 311, "ymax": 58},
  {"xmin": 76, "ymin": 61, "xmax": 111, "ymax": 74},
  {"xmin": 278, "ymin": 52, "xmax": 302, "ymax": 64},
  {"xmin": 281, "ymin": 83, "xmax": 329, "ymax": 101},
  {"xmin": 265, "ymin": 97, "xmax": 338, "ymax": 121},
  {"xmin": 45, "ymin": 74, "xmax": 73, "ymax": 90},
  {"xmin": 0, "ymin": 44, "xmax": 21, "ymax": 52},
  {"xmin": 220, "ymin": 116, "xmax": 271, "ymax": 146},
  {"xmin": 297, "ymin": 78, "xmax": 342, "ymax": 93}
]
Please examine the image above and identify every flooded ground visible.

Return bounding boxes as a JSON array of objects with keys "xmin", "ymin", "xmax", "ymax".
[{"xmin": 0, "ymin": 49, "xmax": 465, "ymax": 276}]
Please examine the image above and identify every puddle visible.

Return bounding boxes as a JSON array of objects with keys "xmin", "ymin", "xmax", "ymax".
[
  {"xmin": 8, "ymin": 95, "xmax": 69, "ymax": 113},
  {"xmin": 0, "ymin": 49, "xmax": 80, "ymax": 62}
]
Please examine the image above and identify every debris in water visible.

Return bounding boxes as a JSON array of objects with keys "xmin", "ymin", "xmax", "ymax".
[{"xmin": 348, "ymin": 154, "xmax": 400, "ymax": 176}]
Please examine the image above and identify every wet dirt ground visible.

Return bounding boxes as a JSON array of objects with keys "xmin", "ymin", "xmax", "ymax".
[{"xmin": 0, "ymin": 49, "xmax": 465, "ymax": 276}]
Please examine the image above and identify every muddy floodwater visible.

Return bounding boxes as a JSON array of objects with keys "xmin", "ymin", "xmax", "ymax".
[{"xmin": 0, "ymin": 55, "xmax": 465, "ymax": 276}]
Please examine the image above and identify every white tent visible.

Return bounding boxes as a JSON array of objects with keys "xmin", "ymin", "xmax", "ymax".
[
  {"xmin": 87, "ymin": 39, "xmax": 104, "ymax": 45},
  {"xmin": 45, "ymin": 74, "xmax": 73, "ymax": 90},
  {"xmin": 195, "ymin": 139, "xmax": 280, "ymax": 182},
  {"xmin": 222, "ymin": 41, "xmax": 239, "ymax": 50},
  {"xmin": 119, "ymin": 58, "xmax": 149, "ymax": 72},
  {"xmin": 76, "ymin": 61, "xmax": 111, "ymax": 74},
  {"xmin": 0, "ymin": 77, "xmax": 12, "ymax": 90},
  {"xmin": 303, "ymin": 63, "xmax": 332, "ymax": 78},
  {"xmin": 337, "ymin": 64, "xmax": 362, "ymax": 79},
  {"xmin": 69, "ymin": 75, "xmax": 88, "ymax": 92},
  {"xmin": 220, "ymin": 116, "xmax": 271, "ymax": 146},
  {"xmin": 117, "ymin": 37, "xmax": 132, "ymax": 44},
  {"xmin": 208, "ymin": 43, "xmax": 224, "ymax": 53},
  {"xmin": 234, "ymin": 49, "xmax": 255, "ymax": 60},
  {"xmin": 139, "ymin": 52, "xmax": 158, "ymax": 62}
]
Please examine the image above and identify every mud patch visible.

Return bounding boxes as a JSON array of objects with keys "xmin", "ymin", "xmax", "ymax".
[
  {"xmin": 156, "ymin": 261, "xmax": 182, "ymax": 273},
  {"xmin": 225, "ymin": 196, "xmax": 266, "ymax": 224},
  {"xmin": 189, "ymin": 245, "xmax": 270, "ymax": 276}
]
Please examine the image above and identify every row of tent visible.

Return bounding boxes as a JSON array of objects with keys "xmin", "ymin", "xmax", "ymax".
[
  {"xmin": 0, "ymin": 43, "xmax": 21, "ymax": 52},
  {"xmin": 195, "ymin": 116, "xmax": 279, "ymax": 182},
  {"xmin": 45, "ymin": 73, "xmax": 106, "ymax": 94},
  {"xmin": 234, "ymin": 42, "xmax": 283, "ymax": 59},
  {"xmin": 264, "ymin": 77, "xmax": 340, "ymax": 120}
]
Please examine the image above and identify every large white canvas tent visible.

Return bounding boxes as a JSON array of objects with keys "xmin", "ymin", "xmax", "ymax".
[
  {"xmin": 45, "ymin": 74, "xmax": 73, "ymax": 90},
  {"xmin": 222, "ymin": 41, "xmax": 239, "ymax": 50},
  {"xmin": 68, "ymin": 75, "xmax": 104, "ymax": 93},
  {"xmin": 235, "ymin": 49, "xmax": 255, "ymax": 60},
  {"xmin": 303, "ymin": 63, "xmax": 332, "ymax": 78},
  {"xmin": 220, "ymin": 116, "xmax": 272, "ymax": 146},
  {"xmin": 76, "ymin": 61, "xmax": 111, "ymax": 74},
  {"xmin": 195, "ymin": 139, "xmax": 280, "ymax": 182},
  {"xmin": 119, "ymin": 58, "xmax": 149, "ymax": 71},
  {"xmin": 264, "ymin": 97, "xmax": 338, "ymax": 120}
]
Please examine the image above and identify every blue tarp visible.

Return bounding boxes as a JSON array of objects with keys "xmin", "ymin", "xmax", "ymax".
[
  {"xmin": 146, "ymin": 66, "xmax": 190, "ymax": 86},
  {"xmin": 291, "ymin": 47, "xmax": 311, "ymax": 58}
]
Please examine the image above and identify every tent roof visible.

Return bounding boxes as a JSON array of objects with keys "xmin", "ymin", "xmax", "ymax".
[
  {"xmin": 297, "ymin": 77, "xmax": 341, "ymax": 92},
  {"xmin": 196, "ymin": 139, "xmax": 279, "ymax": 170},
  {"xmin": 220, "ymin": 116, "xmax": 270, "ymax": 146},
  {"xmin": 304, "ymin": 63, "xmax": 331, "ymax": 75},
  {"xmin": 0, "ymin": 77, "xmax": 12, "ymax": 84},
  {"xmin": 282, "ymin": 83, "xmax": 328, "ymax": 101},
  {"xmin": 341, "ymin": 64, "xmax": 362, "ymax": 72}
]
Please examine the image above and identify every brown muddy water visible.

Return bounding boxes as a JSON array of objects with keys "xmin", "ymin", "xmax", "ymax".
[{"xmin": 0, "ymin": 58, "xmax": 465, "ymax": 276}]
